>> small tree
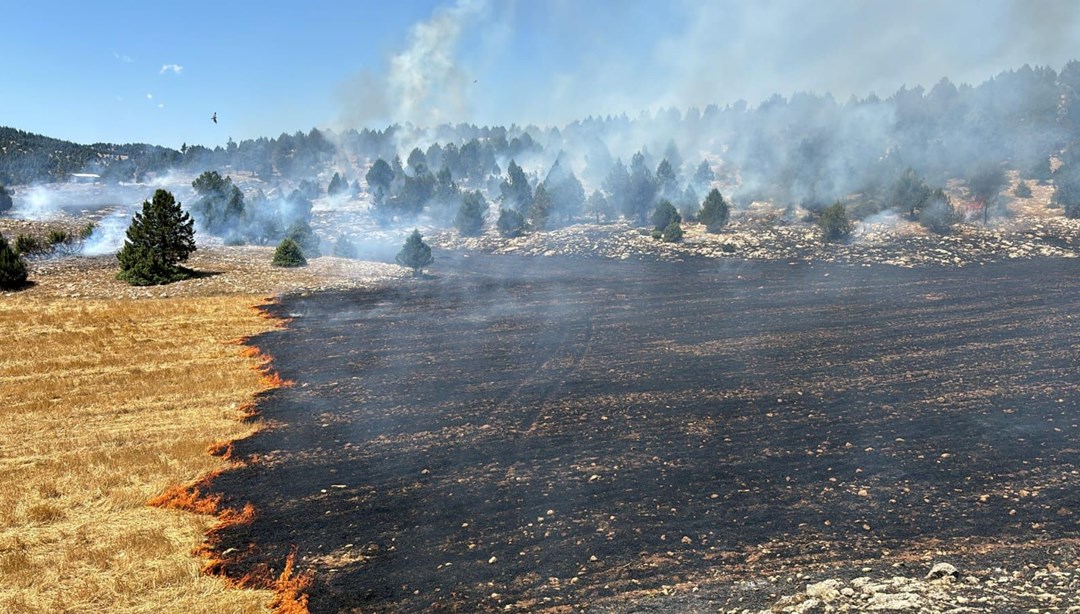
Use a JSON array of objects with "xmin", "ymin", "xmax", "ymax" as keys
[
  {"xmin": 584, "ymin": 189, "xmax": 614, "ymax": 223},
  {"xmin": 967, "ymin": 165, "xmax": 1007, "ymax": 225},
  {"xmin": 272, "ymin": 238, "xmax": 307, "ymax": 267},
  {"xmin": 116, "ymin": 189, "xmax": 196, "ymax": 285},
  {"xmin": 455, "ymin": 190, "xmax": 487, "ymax": 236},
  {"xmin": 698, "ymin": 188, "xmax": 730, "ymax": 232},
  {"xmin": 0, "ymin": 185, "xmax": 12, "ymax": 213},
  {"xmin": 0, "ymin": 233, "xmax": 28, "ymax": 289},
  {"xmin": 818, "ymin": 202, "xmax": 853, "ymax": 244},
  {"xmin": 918, "ymin": 192, "xmax": 960, "ymax": 234},
  {"xmin": 327, "ymin": 172, "xmax": 348, "ymax": 196},
  {"xmin": 331, "ymin": 235, "xmax": 358, "ymax": 259},
  {"xmin": 661, "ymin": 220, "xmax": 683, "ymax": 242},
  {"xmin": 497, "ymin": 208, "xmax": 526, "ymax": 238},
  {"xmin": 1013, "ymin": 181, "xmax": 1032, "ymax": 198},
  {"xmin": 284, "ymin": 220, "xmax": 320, "ymax": 257},
  {"xmin": 650, "ymin": 199, "xmax": 680, "ymax": 233},
  {"xmin": 396, "ymin": 229, "xmax": 433, "ymax": 276}
]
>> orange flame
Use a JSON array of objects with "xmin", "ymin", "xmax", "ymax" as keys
[{"xmin": 269, "ymin": 552, "xmax": 313, "ymax": 614}]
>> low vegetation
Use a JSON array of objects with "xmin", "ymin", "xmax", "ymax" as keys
[
  {"xmin": 396, "ymin": 229, "xmax": 434, "ymax": 276},
  {"xmin": 818, "ymin": 202, "xmax": 854, "ymax": 243},
  {"xmin": 272, "ymin": 238, "xmax": 307, "ymax": 267},
  {"xmin": 0, "ymin": 233, "xmax": 28, "ymax": 289}
]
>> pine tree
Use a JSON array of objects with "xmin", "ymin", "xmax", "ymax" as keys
[
  {"xmin": 455, "ymin": 190, "xmax": 487, "ymax": 236},
  {"xmin": 529, "ymin": 184, "xmax": 553, "ymax": 230},
  {"xmin": 272, "ymin": 238, "xmax": 307, "ymax": 267},
  {"xmin": 0, "ymin": 185, "xmax": 12, "ymax": 213},
  {"xmin": 699, "ymin": 188, "xmax": 730, "ymax": 232},
  {"xmin": 651, "ymin": 199, "xmax": 680, "ymax": 232},
  {"xmin": 0, "ymin": 233, "xmax": 29, "ymax": 289},
  {"xmin": 497, "ymin": 208, "xmax": 526, "ymax": 238},
  {"xmin": 116, "ymin": 189, "xmax": 196, "ymax": 286},
  {"xmin": 396, "ymin": 229, "xmax": 433, "ymax": 276}
]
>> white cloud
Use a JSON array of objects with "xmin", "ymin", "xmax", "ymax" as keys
[
  {"xmin": 113, "ymin": 52, "xmax": 133, "ymax": 63},
  {"xmin": 146, "ymin": 93, "xmax": 153, "ymax": 100},
  {"xmin": 159, "ymin": 64, "xmax": 183, "ymax": 75},
  {"xmin": 157, "ymin": 103, "xmax": 165, "ymax": 108}
]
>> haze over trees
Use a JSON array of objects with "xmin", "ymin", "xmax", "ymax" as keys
[{"xmin": 3, "ymin": 60, "xmax": 1080, "ymax": 241}]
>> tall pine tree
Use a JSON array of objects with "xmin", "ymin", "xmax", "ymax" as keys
[{"xmin": 117, "ymin": 189, "xmax": 196, "ymax": 285}]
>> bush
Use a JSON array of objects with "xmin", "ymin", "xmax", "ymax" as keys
[
  {"xmin": 47, "ymin": 229, "xmax": 72, "ymax": 246},
  {"xmin": 272, "ymin": 238, "xmax": 307, "ymax": 267},
  {"xmin": 497, "ymin": 208, "xmax": 525, "ymax": 238},
  {"xmin": 116, "ymin": 189, "xmax": 197, "ymax": 286},
  {"xmin": 396, "ymin": 229, "xmax": 433, "ymax": 276},
  {"xmin": 14, "ymin": 234, "xmax": 43, "ymax": 255},
  {"xmin": 284, "ymin": 220, "xmax": 320, "ymax": 257},
  {"xmin": 918, "ymin": 195, "xmax": 960, "ymax": 234},
  {"xmin": 650, "ymin": 199, "xmax": 681, "ymax": 232},
  {"xmin": 0, "ymin": 233, "xmax": 29, "ymax": 289},
  {"xmin": 1013, "ymin": 181, "xmax": 1032, "ymax": 198},
  {"xmin": 661, "ymin": 220, "xmax": 683, "ymax": 242},
  {"xmin": 817, "ymin": 202, "xmax": 853, "ymax": 243},
  {"xmin": 0, "ymin": 185, "xmax": 12, "ymax": 213},
  {"xmin": 331, "ymin": 236, "xmax": 358, "ymax": 259}
]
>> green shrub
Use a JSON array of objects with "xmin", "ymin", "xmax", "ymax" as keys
[
  {"xmin": 396, "ymin": 229, "xmax": 434, "ymax": 276},
  {"xmin": 14, "ymin": 234, "xmax": 43, "ymax": 255},
  {"xmin": 331, "ymin": 236, "xmax": 358, "ymax": 259},
  {"xmin": 818, "ymin": 202, "xmax": 853, "ymax": 244},
  {"xmin": 661, "ymin": 220, "xmax": 683, "ymax": 242},
  {"xmin": 47, "ymin": 229, "xmax": 72, "ymax": 246},
  {"xmin": 0, "ymin": 234, "xmax": 29, "ymax": 289},
  {"xmin": 497, "ymin": 208, "xmax": 525, "ymax": 238},
  {"xmin": 271, "ymin": 238, "xmax": 307, "ymax": 267},
  {"xmin": 1013, "ymin": 181, "xmax": 1032, "ymax": 198},
  {"xmin": 650, "ymin": 199, "xmax": 680, "ymax": 232}
]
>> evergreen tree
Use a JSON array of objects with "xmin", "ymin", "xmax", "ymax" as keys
[
  {"xmin": 331, "ymin": 235, "xmax": 358, "ymax": 259},
  {"xmin": 396, "ymin": 229, "xmax": 433, "ymax": 276},
  {"xmin": 455, "ymin": 190, "xmax": 487, "ymax": 236},
  {"xmin": 0, "ymin": 185, "xmax": 12, "ymax": 213},
  {"xmin": 0, "ymin": 233, "xmax": 28, "ymax": 289},
  {"xmin": 888, "ymin": 168, "xmax": 933, "ymax": 219},
  {"xmin": 497, "ymin": 208, "xmax": 526, "ymax": 238},
  {"xmin": 284, "ymin": 220, "xmax": 320, "ymax": 257},
  {"xmin": 529, "ymin": 183, "xmax": 553, "ymax": 230},
  {"xmin": 651, "ymin": 199, "xmax": 681, "ymax": 232},
  {"xmin": 584, "ymin": 189, "xmax": 614, "ymax": 223},
  {"xmin": 327, "ymin": 171, "xmax": 348, "ymax": 196},
  {"xmin": 818, "ymin": 202, "xmax": 853, "ymax": 243},
  {"xmin": 272, "ymin": 238, "xmax": 306, "ymax": 267},
  {"xmin": 655, "ymin": 158, "xmax": 678, "ymax": 199},
  {"xmin": 602, "ymin": 158, "xmax": 630, "ymax": 212},
  {"xmin": 699, "ymin": 188, "xmax": 730, "ymax": 232},
  {"xmin": 191, "ymin": 170, "xmax": 244, "ymax": 238},
  {"xmin": 661, "ymin": 219, "xmax": 683, "ymax": 242},
  {"xmin": 692, "ymin": 159, "xmax": 715, "ymax": 189},
  {"xmin": 116, "ymin": 189, "xmax": 196, "ymax": 285},
  {"xmin": 500, "ymin": 160, "xmax": 533, "ymax": 212},
  {"xmin": 967, "ymin": 165, "xmax": 1007, "ymax": 224},
  {"xmin": 366, "ymin": 158, "xmax": 394, "ymax": 201},
  {"xmin": 626, "ymin": 152, "xmax": 658, "ymax": 224}
]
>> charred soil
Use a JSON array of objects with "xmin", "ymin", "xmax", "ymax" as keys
[{"xmin": 206, "ymin": 254, "xmax": 1080, "ymax": 612}]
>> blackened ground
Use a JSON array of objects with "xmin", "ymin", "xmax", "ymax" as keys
[{"xmin": 208, "ymin": 254, "xmax": 1080, "ymax": 613}]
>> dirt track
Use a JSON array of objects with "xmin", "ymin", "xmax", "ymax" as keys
[{"xmin": 206, "ymin": 254, "xmax": 1080, "ymax": 612}]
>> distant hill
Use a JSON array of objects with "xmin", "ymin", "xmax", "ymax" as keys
[{"xmin": 0, "ymin": 126, "xmax": 182, "ymax": 185}]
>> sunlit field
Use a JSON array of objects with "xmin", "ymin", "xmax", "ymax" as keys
[{"xmin": 0, "ymin": 294, "xmax": 276, "ymax": 613}]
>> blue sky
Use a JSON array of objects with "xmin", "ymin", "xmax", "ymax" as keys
[{"xmin": 2, "ymin": 0, "xmax": 1078, "ymax": 149}]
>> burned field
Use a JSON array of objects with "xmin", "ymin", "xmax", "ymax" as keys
[{"xmin": 209, "ymin": 255, "xmax": 1079, "ymax": 612}]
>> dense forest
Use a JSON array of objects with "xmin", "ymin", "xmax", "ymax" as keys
[{"xmin": 4, "ymin": 61, "xmax": 1080, "ymax": 234}]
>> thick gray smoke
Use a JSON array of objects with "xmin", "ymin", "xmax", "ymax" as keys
[{"xmin": 337, "ymin": 0, "xmax": 490, "ymax": 130}]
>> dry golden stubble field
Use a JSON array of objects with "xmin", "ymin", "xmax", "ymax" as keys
[
  {"xmin": 0, "ymin": 249, "xmax": 403, "ymax": 613},
  {"xmin": 0, "ymin": 293, "xmax": 279, "ymax": 612}
]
